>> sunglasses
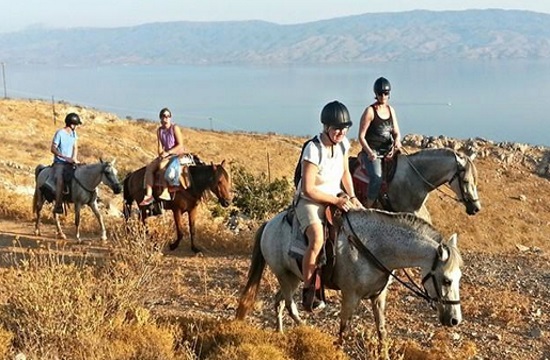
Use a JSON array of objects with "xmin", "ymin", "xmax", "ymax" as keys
[
  {"xmin": 161, "ymin": 113, "xmax": 171, "ymax": 118},
  {"xmin": 377, "ymin": 91, "xmax": 390, "ymax": 97},
  {"xmin": 330, "ymin": 126, "xmax": 349, "ymax": 132}
]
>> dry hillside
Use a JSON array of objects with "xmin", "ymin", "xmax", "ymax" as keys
[{"xmin": 0, "ymin": 98, "xmax": 549, "ymax": 359}]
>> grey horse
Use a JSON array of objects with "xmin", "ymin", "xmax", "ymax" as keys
[
  {"xmin": 33, "ymin": 160, "xmax": 122, "ymax": 241},
  {"xmin": 351, "ymin": 147, "xmax": 481, "ymax": 222},
  {"xmin": 236, "ymin": 208, "xmax": 462, "ymax": 342}
]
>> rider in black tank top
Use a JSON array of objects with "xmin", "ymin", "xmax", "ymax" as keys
[
  {"xmin": 365, "ymin": 105, "xmax": 394, "ymax": 156},
  {"xmin": 357, "ymin": 77, "xmax": 402, "ymax": 208}
]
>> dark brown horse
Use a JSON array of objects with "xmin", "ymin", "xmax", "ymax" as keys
[{"xmin": 123, "ymin": 161, "xmax": 232, "ymax": 252}]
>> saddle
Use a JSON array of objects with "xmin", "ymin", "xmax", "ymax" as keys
[
  {"xmin": 153, "ymin": 154, "xmax": 201, "ymax": 198},
  {"xmin": 40, "ymin": 164, "xmax": 76, "ymax": 203},
  {"xmin": 351, "ymin": 152, "xmax": 399, "ymax": 210}
]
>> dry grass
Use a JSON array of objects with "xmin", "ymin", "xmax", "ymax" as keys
[{"xmin": 0, "ymin": 98, "xmax": 549, "ymax": 359}]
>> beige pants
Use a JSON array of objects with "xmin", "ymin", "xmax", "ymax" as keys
[{"xmin": 295, "ymin": 196, "xmax": 326, "ymax": 235}]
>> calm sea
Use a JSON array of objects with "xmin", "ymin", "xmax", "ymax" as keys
[{"xmin": 5, "ymin": 60, "xmax": 550, "ymax": 146}]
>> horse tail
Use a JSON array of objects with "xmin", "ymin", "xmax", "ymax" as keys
[
  {"xmin": 122, "ymin": 173, "xmax": 133, "ymax": 220},
  {"xmin": 32, "ymin": 187, "xmax": 39, "ymax": 215},
  {"xmin": 32, "ymin": 165, "xmax": 47, "ymax": 215},
  {"xmin": 235, "ymin": 221, "xmax": 268, "ymax": 321}
]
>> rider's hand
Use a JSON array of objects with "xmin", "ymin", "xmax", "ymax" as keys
[
  {"xmin": 350, "ymin": 197, "xmax": 364, "ymax": 210},
  {"xmin": 394, "ymin": 139, "xmax": 402, "ymax": 149},
  {"xmin": 335, "ymin": 196, "xmax": 355, "ymax": 212},
  {"xmin": 367, "ymin": 150, "xmax": 377, "ymax": 161}
]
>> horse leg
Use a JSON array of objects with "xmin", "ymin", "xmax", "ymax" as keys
[
  {"xmin": 370, "ymin": 287, "xmax": 389, "ymax": 342},
  {"xmin": 188, "ymin": 207, "xmax": 201, "ymax": 253},
  {"xmin": 89, "ymin": 200, "xmax": 107, "ymax": 241},
  {"xmin": 54, "ymin": 213, "xmax": 66, "ymax": 240},
  {"xmin": 338, "ymin": 292, "xmax": 362, "ymax": 343},
  {"xmin": 169, "ymin": 209, "xmax": 184, "ymax": 251},
  {"xmin": 276, "ymin": 272, "xmax": 303, "ymax": 329},
  {"xmin": 74, "ymin": 203, "xmax": 82, "ymax": 241},
  {"xmin": 33, "ymin": 189, "xmax": 44, "ymax": 236}
]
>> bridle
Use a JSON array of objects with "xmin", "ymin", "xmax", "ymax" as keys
[
  {"xmin": 343, "ymin": 212, "xmax": 460, "ymax": 307},
  {"xmin": 73, "ymin": 163, "xmax": 121, "ymax": 194},
  {"xmin": 403, "ymin": 151, "xmax": 479, "ymax": 206}
]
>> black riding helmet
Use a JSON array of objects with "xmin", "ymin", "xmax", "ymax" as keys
[
  {"xmin": 373, "ymin": 77, "xmax": 391, "ymax": 95},
  {"xmin": 64, "ymin": 113, "xmax": 82, "ymax": 126},
  {"xmin": 320, "ymin": 100, "xmax": 353, "ymax": 129}
]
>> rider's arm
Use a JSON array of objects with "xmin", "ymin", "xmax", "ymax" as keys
[
  {"xmin": 167, "ymin": 125, "xmax": 186, "ymax": 156},
  {"xmin": 389, "ymin": 106, "xmax": 402, "ymax": 149},
  {"xmin": 50, "ymin": 132, "xmax": 71, "ymax": 162},
  {"xmin": 156, "ymin": 127, "xmax": 164, "ymax": 157},
  {"xmin": 72, "ymin": 138, "xmax": 79, "ymax": 163},
  {"xmin": 341, "ymin": 150, "xmax": 362, "ymax": 208},
  {"xmin": 358, "ymin": 107, "xmax": 376, "ymax": 159},
  {"xmin": 302, "ymin": 161, "xmax": 339, "ymax": 206}
]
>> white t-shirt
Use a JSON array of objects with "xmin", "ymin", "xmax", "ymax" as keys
[{"xmin": 298, "ymin": 134, "xmax": 350, "ymax": 200}]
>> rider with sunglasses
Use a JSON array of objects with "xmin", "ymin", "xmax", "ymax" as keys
[
  {"xmin": 139, "ymin": 107, "xmax": 187, "ymax": 206},
  {"xmin": 357, "ymin": 77, "xmax": 402, "ymax": 208}
]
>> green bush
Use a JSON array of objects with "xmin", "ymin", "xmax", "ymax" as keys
[{"xmin": 231, "ymin": 165, "xmax": 293, "ymax": 220}]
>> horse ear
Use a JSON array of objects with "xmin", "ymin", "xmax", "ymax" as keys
[
  {"xmin": 448, "ymin": 233, "xmax": 458, "ymax": 247},
  {"xmin": 100, "ymin": 157, "xmax": 104, "ymax": 163},
  {"xmin": 221, "ymin": 159, "xmax": 226, "ymax": 167},
  {"xmin": 111, "ymin": 158, "xmax": 117, "ymax": 166},
  {"xmin": 437, "ymin": 243, "xmax": 450, "ymax": 262}
]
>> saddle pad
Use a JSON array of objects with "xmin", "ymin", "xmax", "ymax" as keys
[
  {"xmin": 288, "ymin": 213, "xmax": 327, "ymax": 267},
  {"xmin": 289, "ymin": 214, "xmax": 307, "ymax": 260},
  {"xmin": 353, "ymin": 162, "xmax": 370, "ymax": 184}
]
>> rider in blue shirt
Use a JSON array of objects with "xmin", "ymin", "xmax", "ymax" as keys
[{"xmin": 50, "ymin": 113, "xmax": 81, "ymax": 214}]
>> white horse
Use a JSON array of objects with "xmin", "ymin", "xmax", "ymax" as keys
[
  {"xmin": 236, "ymin": 208, "xmax": 462, "ymax": 341},
  {"xmin": 33, "ymin": 160, "xmax": 123, "ymax": 241}
]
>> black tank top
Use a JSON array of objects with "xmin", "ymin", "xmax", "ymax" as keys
[{"xmin": 364, "ymin": 105, "xmax": 394, "ymax": 153}]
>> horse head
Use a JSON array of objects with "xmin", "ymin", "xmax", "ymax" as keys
[
  {"xmin": 450, "ymin": 153, "xmax": 481, "ymax": 215},
  {"xmin": 100, "ymin": 158, "xmax": 123, "ymax": 194},
  {"xmin": 210, "ymin": 160, "xmax": 232, "ymax": 207},
  {"xmin": 421, "ymin": 233, "xmax": 463, "ymax": 327}
]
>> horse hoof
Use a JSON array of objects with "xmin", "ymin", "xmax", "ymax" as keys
[
  {"xmin": 191, "ymin": 246, "xmax": 202, "ymax": 254},
  {"xmin": 58, "ymin": 233, "xmax": 67, "ymax": 240},
  {"xmin": 169, "ymin": 242, "xmax": 179, "ymax": 251},
  {"xmin": 34, "ymin": 229, "xmax": 40, "ymax": 236}
]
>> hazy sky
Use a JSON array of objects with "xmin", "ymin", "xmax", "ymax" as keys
[{"xmin": 2, "ymin": 0, "xmax": 550, "ymax": 33}]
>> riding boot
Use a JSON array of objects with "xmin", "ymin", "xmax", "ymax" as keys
[
  {"xmin": 302, "ymin": 286, "xmax": 326, "ymax": 313},
  {"xmin": 302, "ymin": 269, "xmax": 326, "ymax": 312},
  {"xmin": 54, "ymin": 202, "xmax": 64, "ymax": 214}
]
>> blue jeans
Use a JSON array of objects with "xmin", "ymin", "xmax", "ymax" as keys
[{"xmin": 359, "ymin": 151, "xmax": 383, "ymax": 202}]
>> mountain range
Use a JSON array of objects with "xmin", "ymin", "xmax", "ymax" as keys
[{"xmin": 2, "ymin": 9, "xmax": 550, "ymax": 66}]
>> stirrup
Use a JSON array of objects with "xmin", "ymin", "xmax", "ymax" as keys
[{"xmin": 302, "ymin": 286, "xmax": 326, "ymax": 313}]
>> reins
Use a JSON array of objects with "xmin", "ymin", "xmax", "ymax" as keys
[
  {"xmin": 343, "ymin": 212, "xmax": 459, "ymax": 307},
  {"xmin": 400, "ymin": 148, "xmax": 470, "ymax": 204},
  {"xmin": 73, "ymin": 163, "xmax": 121, "ymax": 195}
]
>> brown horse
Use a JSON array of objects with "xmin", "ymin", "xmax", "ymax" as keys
[{"xmin": 123, "ymin": 161, "xmax": 232, "ymax": 252}]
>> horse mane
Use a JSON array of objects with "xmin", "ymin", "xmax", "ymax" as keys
[
  {"xmin": 461, "ymin": 153, "xmax": 478, "ymax": 185},
  {"xmin": 409, "ymin": 147, "xmax": 456, "ymax": 159},
  {"xmin": 366, "ymin": 209, "xmax": 444, "ymax": 241},
  {"xmin": 355, "ymin": 209, "xmax": 463, "ymax": 269}
]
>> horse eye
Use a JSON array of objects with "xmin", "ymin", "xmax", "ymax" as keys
[{"xmin": 443, "ymin": 278, "xmax": 452, "ymax": 287}]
